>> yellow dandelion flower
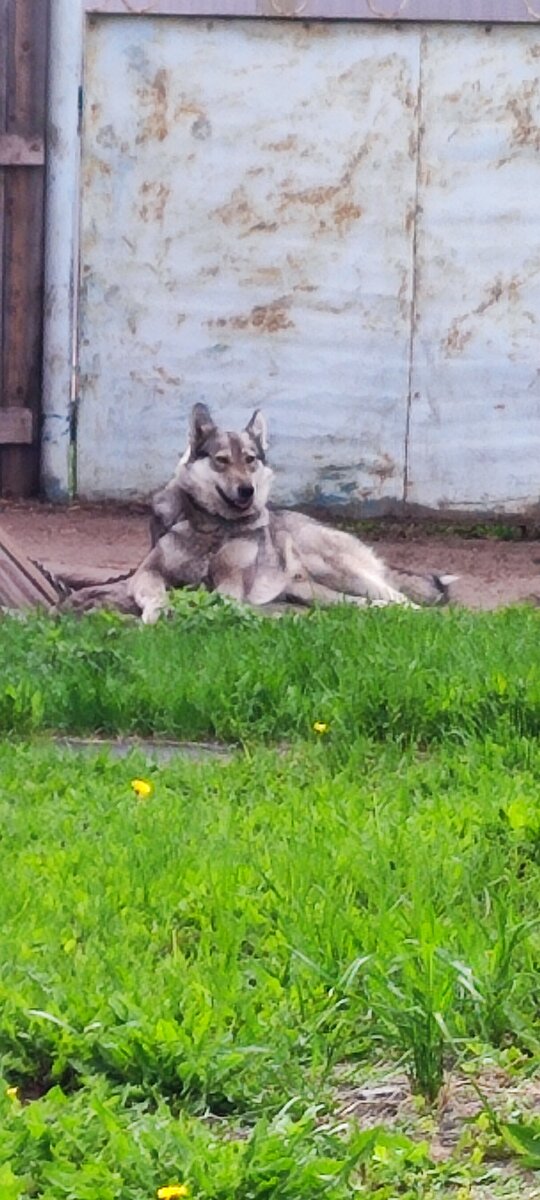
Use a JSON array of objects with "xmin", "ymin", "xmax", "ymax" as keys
[
  {"xmin": 157, "ymin": 1187, "xmax": 189, "ymax": 1200},
  {"xmin": 131, "ymin": 778, "xmax": 153, "ymax": 798},
  {"xmin": 313, "ymin": 721, "xmax": 329, "ymax": 735},
  {"xmin": 6, "ymin": 1086, "xmax": 19, "ymax": 1102}
]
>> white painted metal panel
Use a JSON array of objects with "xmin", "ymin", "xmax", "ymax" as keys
[
  {"xmin": 407, "ymin": 26, "xmax": 540, "ymax": 514},
  {"xmin": 77, "ymin": 17, "xmax": 419, "ymax": 505}
]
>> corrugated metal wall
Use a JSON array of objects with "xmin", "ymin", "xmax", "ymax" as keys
[{"xmin": 76, "ymin": 16, "xmax": 540, "ymax": 515}]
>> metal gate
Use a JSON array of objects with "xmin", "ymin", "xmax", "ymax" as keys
[
  {"xmin": 0, "ymin": 0, "xmax": 48, "ymax": 498},
  {"xmin": 46, "ymin": 2, "xmax": 540, "ymax": 516}
]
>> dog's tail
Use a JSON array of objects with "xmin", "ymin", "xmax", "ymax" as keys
[{"xmin": 388, "ymin": 566, "xmax": 459, "ymax": 606}]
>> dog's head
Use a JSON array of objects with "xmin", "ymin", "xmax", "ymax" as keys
[{"xmin": 177, "ymin": 403, "xmax": 273, "ymax": 520}]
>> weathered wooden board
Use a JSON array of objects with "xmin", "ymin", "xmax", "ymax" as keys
[
  {"xmin": 0, "ymin": 524, "xmax": 59, "ymax": 608},
  {"xmin": 0, "ymin": 407, "xmax": 33, "ymax": 443},
  {"xmin": 0, "ymin": 0, "xmax": 48, "ymax": 497}
]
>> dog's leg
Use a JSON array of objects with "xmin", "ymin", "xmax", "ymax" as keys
[
  {"xmin": 308, "ymin": 556, "xmax": 411, "ymax": 606},
  {"xmin": 349, "ymin": 569, "xmax": 412, "ymax": 606},
  {"xmin": 130, "ymin": 567, "xmax": 169, "ymax": 625},
  {"xmin": 278, "ymin": 532, "xmax": 408, "ymax": 609},
  {"xmin": 285, "ymin": 577, "xmax": 369, "ymax": 607},
  {"xmin": 58, "ymin": 577, "xmax": 138, "ymax": 615},
  {"xmin": 131, "ymin": 524, "xmax": 211, "ymax": 623},
  {"xmin": 150, "ymin": 481, "xmax": 186, "ymax": 547},
  {"xmin": 214, "ymin": 578, "xmax": 247, "ymax": 603},
  {"xmin": 210, "ymin": 539, "xmax": 260, "ymax": 605}
]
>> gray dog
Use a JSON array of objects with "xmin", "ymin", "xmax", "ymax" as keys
[{"xmin": 63, "ymin": 404, "xmax": 454, "ymax": 621}]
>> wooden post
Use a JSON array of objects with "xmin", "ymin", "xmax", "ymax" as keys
[{"xmin": 0, "ymin": 0, "xmax": 49, "ymax": 497}]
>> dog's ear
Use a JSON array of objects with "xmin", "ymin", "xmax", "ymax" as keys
[
  {"xmin": 189, "ymin": 403, "xmax": 216, "ymax": 458},
  {"xmin": 245, "ymin": 410, "xmax": 268, "ymax": 457}
]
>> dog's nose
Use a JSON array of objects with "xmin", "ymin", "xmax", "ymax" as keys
[{"xmin": 238, "ymin": 484, "xmax": 254, "ymax": 502}]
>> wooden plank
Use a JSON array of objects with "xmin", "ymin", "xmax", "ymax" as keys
[
  {"xmin": 0, "ymin": 406, "xmax": 33, "ymax": 443},
  {"xmin": 0, "ymin": 0, "xmax": 9, "ymax": 447},
  {"xmin": 0, "ymin": 0, "xmax": 48, "ymax": 497},
  {"xmin": 0, "ymin": 523, "xmax": 58, "ymax": 608},
  {"xmin": 0, "ymin": 133, "xmax": 44, "ymax": 166},
  {"xmin": 1, "ymin": 165, "xmax": 45, "ymax": 495}
]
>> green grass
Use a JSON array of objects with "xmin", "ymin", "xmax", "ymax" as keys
[
  {"xmin": 1, "ymin": 737, "xmax": 540, "ymax": 1195},
  {"xmin": 0, "ymin": 595, "xmax": 538, "ymax": 746},
  {"xmin": 1, "ymin": 600, "xmax": 540, "ymax": 1196}
]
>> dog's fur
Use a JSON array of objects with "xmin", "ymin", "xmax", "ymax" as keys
[{"xmin": 63, "ymin": 404, "xmax": 453, "ymax": 621}]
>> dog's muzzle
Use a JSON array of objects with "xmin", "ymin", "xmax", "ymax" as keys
[{"xmin": 217, "ymin": 484, "xmax": 255, "ymax": 512}]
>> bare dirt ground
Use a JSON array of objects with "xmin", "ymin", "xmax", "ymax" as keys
[
  {"xmin": 334, "ymin": 1065, "xmax": 540, "ymax": 1197},
  {"xmin": 1, "ymin": 500, "xmax": 540, "ymax": 609}
]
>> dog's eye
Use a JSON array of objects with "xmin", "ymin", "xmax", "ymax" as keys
[
  {"xmin": 245, "ymin": 454, "xmax": 256, "ymax": 465},
  {"xmin": 214, "ymin": 454, "xmax": 231, "ymax": 466}
]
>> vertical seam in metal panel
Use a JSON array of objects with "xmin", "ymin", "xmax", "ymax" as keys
[
  {"xmin": 402, "ymin": 26, "xmax": 424, "ymax": 506},
  {"xmin": 70, "ymin": 76, "xmax": 85, "ymax": 498},
  {"xmin": 42, "ymin": 0, "xmax": 84, "ymax": 501}
]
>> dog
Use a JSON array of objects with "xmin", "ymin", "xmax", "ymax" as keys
[{"xmin": 62, "ymin": 403, "xmax": 454, "ymax": 622}]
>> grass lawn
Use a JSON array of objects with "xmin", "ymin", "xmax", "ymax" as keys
[{"xmin": 1, "ymin": 599, "xmax": 540, "ymax": 1198}]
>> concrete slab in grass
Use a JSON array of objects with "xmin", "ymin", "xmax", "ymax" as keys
[{"xmin": 52, "ymin": 736, "xmax": 234, "ymax": 764}]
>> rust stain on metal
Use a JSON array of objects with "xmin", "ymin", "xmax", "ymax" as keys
[
  {"xmin": 397, "ymin": 269, "xmax": 410, "ymax": 320},
  {"xmin": 333, "ymin": 201, "xmax": 363, "ymax": 229},
  {"xmin": 475, "ymin": 275, "xmax": 522, "ymax": 314},
  {"xmin": 213, "ymin": 184, "xmax": 259, "ymax": 227},
  {"xmin": 506, "ymin": 81, "xmax": 540, "ymax": 149},
  {"xmin": 138, "ymin": 180, "xmax": 171, "ymax": 221},
  {"xmin": 277, "ymin": 146, "xmax": 368, "ymax": 232},
  {"xmin": 264, "ymin": 134, "xmax": 298, "ymax": 151},
  {"xmin": 240, "ymin": 266, "xmax": 283, "ymax": 284},
  {"xmin": 136, "ymin": 68, "xmax": 170, "ymax": 144},
  {"xmin": 283, "ymin": 182, "xmax": 341, "ymax": 208},
  {"xmin": 442, "ymin": 321, "xmax": 474, "ymax": 356},
  {"xmin": 209, "ymin": 297, "xmax": 295, "ymax": 333},
  {"xmin": 88, "ymin": 156, "xmax": 113, "ymax": 178},
  {"xmin": 441, "ymin": 276, "xmax": 525, "ymax": 354},
  {"xmin": 369, "ymin": 453, "xmax": 397, "ymax": 483},
  {"xmin": 404, "ymin": 202, "xmax": 418, "ymax": 235},
  {"xmin": 174, "ymin": 96, "xmax": 206, "ymax": 119},
  {"xmin": 278, "ymin": 146, "xmax": 367, "ymax": 209},
  {"xmin": 155, "ymin": 366, "xmax": 183, "ymax": 386}
]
